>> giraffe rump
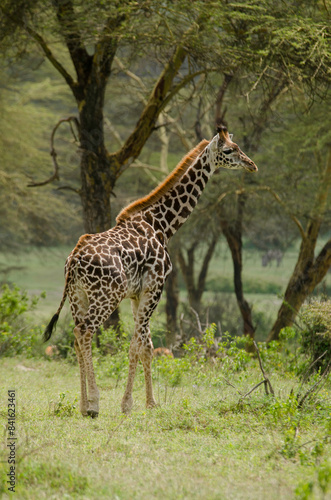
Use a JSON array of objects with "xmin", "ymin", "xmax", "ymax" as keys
[{"xmin": 116, "ymin": 139, "xmax": 210, "ymax": 223}]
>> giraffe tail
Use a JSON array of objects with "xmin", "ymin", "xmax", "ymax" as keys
[
  {"xmin": 43, "ymin": 313, "xmax": 60, "ymax": 343},
  {"xmin": 43, "ymin": 276, "xmax": 70, "ymax": 343}
]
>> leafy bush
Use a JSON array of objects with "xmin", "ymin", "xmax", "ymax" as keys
[
  {"xmin": 93, "ymin": 325, "xmax": 131, "ymax": 383},
  {"xmin": 216, "ymin": 330, "xmax": 251, "ymax": 372},
  {"xmin": 300, "ymin": 299, "xmax": 331, "ymax": 374},
  {"xmin": 0, "ymin": 284, "xmax": 45, "ymax": 357},
  {"xmin": 51, "ymin": 392, "xmax": 78, "ymax": 417},
  {"xmin": 154, "ymin": 355, "xmax": 191, "ymax": 387},
  {"xmin": 49, "ymin": 315, "xmax": 76, "ymax": 360}
]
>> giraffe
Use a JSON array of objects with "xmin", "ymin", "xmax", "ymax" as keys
[{"xmin": 44, "ymin": 124, "xmax": 257, "ymax": 417}]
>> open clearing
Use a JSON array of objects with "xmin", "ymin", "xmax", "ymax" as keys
[{"xmin": 0, "ymin": 353, "xmax": 330, "ymax": 499}]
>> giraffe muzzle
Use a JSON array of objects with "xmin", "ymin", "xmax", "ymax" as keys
[{"xmin": 243, "ymin": 160, "xmax": 258, "ymax": 173}]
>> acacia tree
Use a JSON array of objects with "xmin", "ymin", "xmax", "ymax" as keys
[
  {"xmin": 264, "ymin": 113, "xmax": 331, "ymax": 341},
  {"xmin": 165, "ymin": 0, "xmax": 330, "ymax": 344},
  {"xmin": 0, "ymin": 0, "xmax": 220, "ymax": 233},
  {"xmin": 1, "ymin": 0, "xmax": 329, "ymax": 236}
]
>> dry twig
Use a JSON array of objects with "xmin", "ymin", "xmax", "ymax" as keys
[{"xmin": 253, "ymin": 341, "xmax": 275, "ymax": 396}]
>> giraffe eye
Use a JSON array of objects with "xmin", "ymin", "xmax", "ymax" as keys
[{"xmin": 223, "ymin": 148, "xmax": 233, "ymax": 155}]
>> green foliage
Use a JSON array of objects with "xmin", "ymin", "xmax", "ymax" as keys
[
  {"xmin": 299, "ymin": 299, "xmax": 331, "ymax": 374},
  {"xmin": 0, "ymin": 68, "xmax": 82, "ymax": 251},
  {"xmin": 256, "ymin": 327, "xmax": 312, "ymax": 376},
  {"xmin": 154, "ymin": 355, "xmax": 191, "ymax": 387},
  {"xmin": 0, "ymin": 284, "xmax": 45, "ymax": 357},
  {"xmin": 216, "ymin": 330, "xmax": 252, "ymax": 372},
  {"xmin": 0, "ymin": 344, "xmax": 330, "ymax": 498},
  {"xmin": 51, "ymin": 391, "xmax": 78, "ymax": 417},
  {"xmin": 93, "ymin": 325, "xmax": 130, "ymax": 383},
  {"xmin": 295, "ymin": 461, "xmax": 331, "ymax": 499},
  {"xmin": 49, "ymin": 316, "xmax": 76, "ymax": 360}
]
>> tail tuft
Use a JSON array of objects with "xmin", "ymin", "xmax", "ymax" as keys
[{"xmin": 43, "ymin": 313, "xmax": 59, "ymax": 343}]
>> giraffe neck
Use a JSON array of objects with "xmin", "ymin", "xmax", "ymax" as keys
[{"xmin": 143, "ymin": 151, "xmax": 213, "ymax": 239}]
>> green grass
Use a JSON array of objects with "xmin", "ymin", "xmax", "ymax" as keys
[{"xmin": 0, "ymin": 352, "xmax": 330, "ymax": 499}]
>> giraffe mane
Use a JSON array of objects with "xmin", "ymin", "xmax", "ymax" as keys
[{"xmin": 116, "ymin": 139, "xmax": 210, "ymax": 223}]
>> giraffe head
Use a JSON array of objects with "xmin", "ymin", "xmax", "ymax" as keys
[{"xmin": 209, "ymin": 124, "xmax": 258, "ymax": 173}]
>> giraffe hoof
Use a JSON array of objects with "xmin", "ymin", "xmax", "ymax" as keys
[
  {"xmin": 87, "ymin": 410, "xmax": 99, "ymax": 418},
  {"xmin": 121, "ymin": 395, "xmax": 133, "ymax": 414}
]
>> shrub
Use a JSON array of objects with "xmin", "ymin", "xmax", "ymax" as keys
[
  {"xmin": 49, "ymin": 315, "xmax": 76, "ymax": 360},
  {"xmin": 50, "ymin": 392, "xmax": 78, "ymax": 417},
  {"xmin": 300, "ymin": 299, "xmax": 331, "ymax": 374},
  {"xmin": 0, "ymin": 284, "xmax": 45, "ymax": 357}
]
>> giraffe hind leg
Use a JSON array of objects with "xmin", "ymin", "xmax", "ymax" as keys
[
  {"xmin": 74, "ymin": 324, "xmax": 99, "ymax": 418},
  {"xmin": 70, "ymin": 289, "xmax": 90, "ymax": 416},
  {"xmin": 121, "ymin": 292, "xmax": 160, "ymax": 414},
  {"xmin": 77, "ymin": 293, "xmax": 126, "ymax": 418},
  {"xmin": 74, "ymin": 338, "xmax": 88, "ymax": 416}
]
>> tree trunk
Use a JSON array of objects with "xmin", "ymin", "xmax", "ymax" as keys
[
  {"xmin": 177, "ymin": 236, "xmax": 218, "ymax": 317},
  {"xmin": 220, "ymin": 195, "xmax": 255, "ymax": 342},
  {"xmin": 77, "ymin": 70, "xmax": 115, "ymax": 233},
  {"xmin": 267, "ymin": 234, "xmax": 331, "ymax": 342},
  {"xmin": 267, "ymin": 148, "xmax": 331, "ymax": 342},
  {"xmin": 267, "ymin": 240, "xmax": 331, "ymax": 341}
]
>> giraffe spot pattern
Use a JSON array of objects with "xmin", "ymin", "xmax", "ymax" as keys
[{"xmin": 51, "ymin": 130, "xmax": 257, "ymax": 416}]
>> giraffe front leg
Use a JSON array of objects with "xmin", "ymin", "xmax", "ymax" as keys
[
  {"xmin": 140, "ymin": 336, "xmax": 157, "ymax": 409},
  {"xmin": 121, "ymin": 340, "xmax": 139, "ymax": 414},
  {"xmin": 74, "ymin": 327, "xmax": 99, "ymax": 418}
]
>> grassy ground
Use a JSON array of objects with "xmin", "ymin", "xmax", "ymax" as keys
[{"xmin": 0, "ymin": 348, "xmax": 330, "ymax": 499}]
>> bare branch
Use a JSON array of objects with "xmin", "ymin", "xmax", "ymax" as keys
[
  {"xmin": 56, "ymin": 186, "xmax": 80, "ymax": 195},
  {"xmin": 190, "ymin": 307, "xmax": 203, "ymax": 336},
  {"xmin": 239, "ymin": 380, "xmax": 268, "ymax": 401},
  {"xmin": 297, "ymin": 359, "xmax": 330, "ymax": 409},
  {"xmin": 296, "ymin": 350, "xmax": 328, "ymax": 396},
  {"xmin": 253, "ymin": 341, "xmax": 275, "ymax": 396},
  {"xmin": 28, "ymin": 116, "xmax": 80, "ymax": 188},
  {"xmin": 235, "ymin": 185, "xmax": 306, "ymax": 240},
  {"xmin": 221, "ymin": 377, "xmax": 244, "ymax": 396},
  {"xmin": 161, "ymin": 69, "xmax": 212, "ymax": 112}
]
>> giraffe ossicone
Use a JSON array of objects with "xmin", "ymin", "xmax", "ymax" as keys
[{"xmin": 44, "ymin": 125, "xmax": 257, "ymax": 417}]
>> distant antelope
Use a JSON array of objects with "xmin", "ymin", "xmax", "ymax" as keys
[{"xmin": 153, "ymin": 347, "xmax": 174, "ymax": 358}]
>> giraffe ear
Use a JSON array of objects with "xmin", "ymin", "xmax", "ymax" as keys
[{"xmin": 229, "ymin": 134, "xmax": 233, "ymax": 141}]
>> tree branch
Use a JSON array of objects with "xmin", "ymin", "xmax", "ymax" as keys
[
  {"xmin": 110, "ymin": 17, "xmax": 208, "ymax": 170},
  {"xmin": 53, "ymin": 0, "xmax": 92, "ymax": 83},
  {"xmin": 111, "ymin": 43, "xmax": 188, "ymax": 168},
  {"xmin": 56, "ymin": 185, "xmax": 80, "ymax": 195},
  {"xmin": 27, "ymin": 116, "xmax": 80, "ymax": 188},
  {"xmin": 25, "ymin": 25, "xmax": 77, "ymax": 92},
  {"xmin": 240, "ymin": 185, "xmax": 306, "ymax": 240},
  {"xmin": 253, "ymin": 341, "xmax": 275, "ymax": 396},
  {"xmin": 197, "ymin": 236, "xmax": 218, "ymax": 297}
]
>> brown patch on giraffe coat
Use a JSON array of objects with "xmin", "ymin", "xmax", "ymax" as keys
[{"xmin": 116, "ymin": 139, "xmax": 209, "ymax": 223}]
